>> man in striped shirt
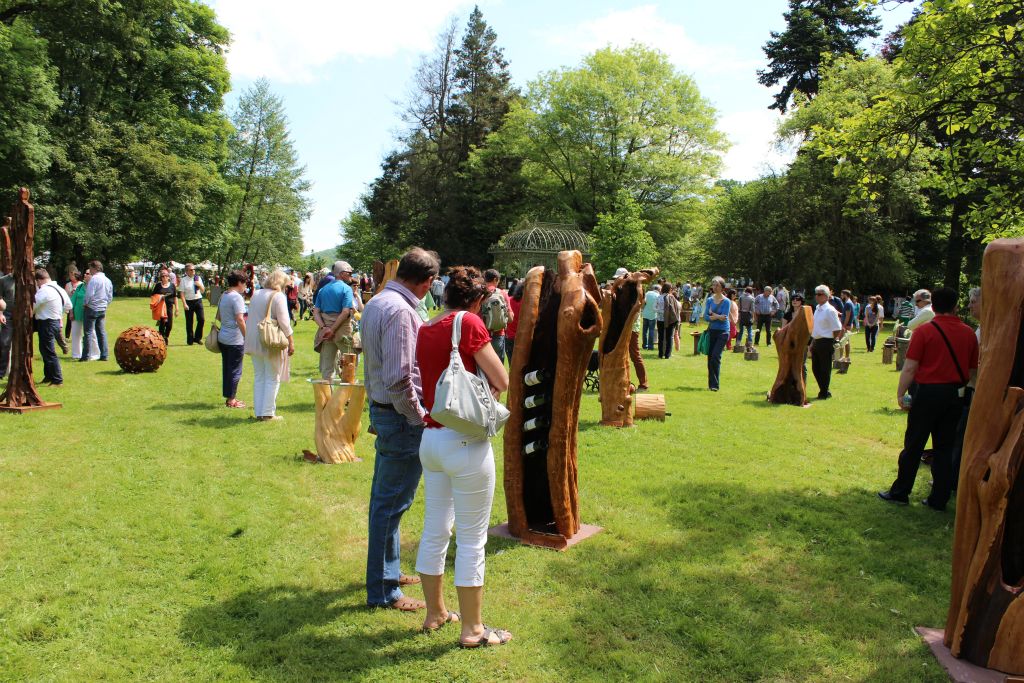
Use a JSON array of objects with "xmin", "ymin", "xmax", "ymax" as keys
[{"xmin": 361, "ymin": 247, "xmax": 440, "ymax": 611}]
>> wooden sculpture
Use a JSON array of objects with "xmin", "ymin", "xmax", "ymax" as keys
[
  {"xmin": 0, "ymin": 216, "xmax": 11, "ymax": 274},
  {"xmin": 310, "ymin": 354, "xmax": 364, "ymax": 464},
  {"xmin": 372, "ymin": 259, "xmax": 399, "ymax": 295},
  {"xmin": 598, "ymin": 267, "xmax": 657, "ymax": 427},
  {"xmin": 768, "ymin": 305, "xmax": 812, "ymax": 406},
  {"xmin": 944, "ymin": 238, "xmax": 1024, "ymax": 675},
  {"xmin": 0, "ymin": 188, "xmax": 49, "ymax": 412},
  {"xmin": 114, "ymin": 326, "xmax": 167, "ymax": 373},
  {"xmin": 504, "ymin": 250, "xmax": 602, "ymax": 549}
]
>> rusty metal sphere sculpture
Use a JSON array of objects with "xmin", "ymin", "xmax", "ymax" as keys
[{"xmin": 114, "ymin": 326, "xmax": 167, "ymax": 373}]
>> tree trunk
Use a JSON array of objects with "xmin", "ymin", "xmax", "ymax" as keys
[{"xmin": 945, "ymin": 196, "xmax": 968, "ymax": 292}]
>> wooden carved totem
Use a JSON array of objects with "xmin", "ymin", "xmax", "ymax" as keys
[
  {"xmin": 311, "ymin": 354, "xmax": 365, "ymax": 464},
  {"xmin": 0, "ymin": 189, "xmax": 43, "ymax": 410},
  {"xmin": 0, "ymin": 216, "xmax": 12, "ymax": 274},
  {"xmin": 768, "ymin": 306, "xmax": 813, "ymax": 406},
  {"xmin": 598, "ymin": 267, "xmax": 657, "ymax": 427},
  {"xmin": 504, "ymin": 251, "xmax": 602, "ymax": 549},
  {"xmin": 372, "ymin": 259, "xmax": 399, "ymax": 295},
  {"xmin": 944, "ymin": 239, "xmax": 1024, "ymax": 675}
]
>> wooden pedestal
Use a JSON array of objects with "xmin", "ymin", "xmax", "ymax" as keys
[
  {"xmin": 691, "ymin": 331, "xmax": 702, "ymax": 355},
  {"xmin": 0, "ymin": 401, "xmax": 62, "ymax": 414},
  {"xmin": 634, "ymin": 393, "xmax": 666, "ymax": 421}
]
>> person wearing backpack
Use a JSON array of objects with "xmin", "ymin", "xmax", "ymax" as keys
[
  {"xmin": 878, "ymin": 287, "xmax": 978, "ymax": 512},
  {"xmin": 479, "ymin": 269, "xmax": 513, "ymax": 364}
]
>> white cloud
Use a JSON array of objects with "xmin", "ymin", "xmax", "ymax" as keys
[
  {"xmin": 539, "ymin": 5, "xmax": 760, "ymax": 76},
  {"xmin": 208, "ymin": 0, "xmax": 470, "ymax": 82},
  {"xmin": 718, "ymin": 109, "xmax": 794, "ymax": 181}
]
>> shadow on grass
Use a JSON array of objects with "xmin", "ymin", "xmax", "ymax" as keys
[
  {"xmin": 180, "ymin": 582, "xmax": 451, "ymax": 680},
  {"xmin": 539, "ymin": 483, "xmax": 951, "ymax": 682}
]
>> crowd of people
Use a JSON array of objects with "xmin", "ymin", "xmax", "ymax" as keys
[{"xmin": 0, "ymin": 248, "xmax": 984, "ymax": 648}]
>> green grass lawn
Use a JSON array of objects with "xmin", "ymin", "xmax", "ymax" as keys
[{"xmin": 2, "ymin": 300, "xmax": 952, "ymax": 681}]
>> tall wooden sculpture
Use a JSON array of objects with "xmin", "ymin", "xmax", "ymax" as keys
[
  {"xmin": 944, "ymin": 239, "xmax": 1024, "ymax": 675},
  {"xmin": 768, "ymin": 305, "xmax": 813, "ymax": 406},
  {"xmin": 504, "ymin": 251, "xmax": 602, "ymax": 549},
  {"xmin": 598, "ymin": 267, "xmax": 657, "ymax": 427},
  {"xmin": 372, "ymin": 259, "xmax": 399, "ymax": 295},
  {"xmin": 0, "ymin": 188, "xmax": 49, "ymax": 412}
]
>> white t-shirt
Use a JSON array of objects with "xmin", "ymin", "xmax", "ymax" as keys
[
  {"xmin": 180, "ymin": 275, "xmax": 204, "ymax": 301},
  {"xmin": 34, "ymin": 282, "xmax": 71, "ymax": 320}
]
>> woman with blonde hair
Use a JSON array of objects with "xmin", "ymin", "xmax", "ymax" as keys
[{"xmin": 244, "ymin": 269, "xmax": 295, "ymax": 420}]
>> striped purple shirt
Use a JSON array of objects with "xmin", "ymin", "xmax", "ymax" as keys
[{"xmin": 360, "ymin": 280, "xmax": 425, "ymax": 425}]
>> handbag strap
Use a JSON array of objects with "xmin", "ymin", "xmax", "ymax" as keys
[
  {"xmin": 930, "ymin": 320, "xmax": 967, "ymax": 386},
  {"xmin": 264, "ymin": 290, "xmax": 279, "ymax": 322},
  {"xmin": 450, "ymin": 311, "xmax": 465, "ymax": 362}
]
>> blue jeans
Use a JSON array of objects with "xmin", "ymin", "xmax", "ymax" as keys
[
  {"xmin": 490, "ymin": 333, "xmax": 505, "ymax": 363},
  {"xmin": 642, "ymin": 317, "xmax": 656, "ymax": 349},
  {"xmin": 366, "ymin": 404, "xmax": 424, "ymax": 607},
  {"xmin": 706, "ymin": 329, "xmax": 729, "ymax": 390},
  {"xmin": 740, "ymin": 321, "xmax": 754, "ymax": 346},
  {"xmin": 81, "ymin": 306, "xmax": 107, "ymax": 360},
  {"xmin": 37, "ymin": 318, "xmax": 62, "ymax": 384}
]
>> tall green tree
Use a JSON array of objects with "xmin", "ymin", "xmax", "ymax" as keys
[
  {"xmin": 483, "ymin": 45, "xmax": 726, "ymax": 241},
  {"xmin": 810, "ymin": 0, "xmax": 1022, "ymax": 288},
  {"xmin": 0, "ymin": 0, "xmax": 233, "ymax": 277},
  {"xmin": 590, "ymin": 191, "xmax": 658, "ymax": 280},
  {"xmin": 219, "ymin": 78, "xmax": 310, "ymax": 269},
  {"xmin": 337, "ymin": 204, "xmax": 404, "ymax": 272},
  {"xmin": 758, "ymin": 0, "xmax": 880, "ymax": 112}
]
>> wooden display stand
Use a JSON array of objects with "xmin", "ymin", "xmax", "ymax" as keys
[
  {"xmin": 0, "ymin": 188, "xmax": 60, "ymax": 414},
  {"xmin": 942, "ymin": 239, "xmax": 1024, "ymax": 676},
  {"xmin": 372, "ymin": 259, "xmax": 399, "ymax": 295},
  {"xmin": 597, "ymin": 267, "xmax": 657, "ymax": 427},
  {"xmin": 306, "ymin": 354, "xmax": 364, "ymax": 464},
  {"xmin": 744, "ymin": 347, "xmax": 759, "ymax": 361},
  {"xmin": 691, "ymin": 330, "xmax": 702, "ymax": 355},
  {"xmin": 768, "ymin": 306, "xmax": 812, "ymax": 406},
  {"xmin": 732, "ymin": 342, "xmax": 744, "ymax": 353},
  {"xmin": 502, "ymin": 250, "xmax": 603, "ymax": 550},
  {"xmin": 882, "ymin": 341, "xmax": 895, "ymax": 365}
]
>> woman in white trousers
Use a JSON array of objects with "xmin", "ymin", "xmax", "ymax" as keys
[
  {"xmin": 244, "ymin": 270, "xmax": 294, "ymax": 420},
  {"xmin": 414, "ymin": 266, "xmax": 511, "ymax": 648}
]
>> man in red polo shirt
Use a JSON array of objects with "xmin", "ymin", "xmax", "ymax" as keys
[{"xmin": 879, "ymin": 287, "xmax": 978, "ymax": 511}]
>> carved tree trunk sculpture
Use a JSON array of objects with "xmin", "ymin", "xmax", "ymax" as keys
[
  {"xmin": 313, "ymin": 383, "xmax": 365, "ymax": 464},
  {"xmin": 598, "ymin": 268, "xmax": 657, "ymax": 427},
  {"xmin": 944, "ymin": 239, "xmax": 1024, "ymax": 675},
  {"xmin": 504, "ymin": 251, "xmax": 602, "ymax": 549},
  {"xmin": 768, "ymin": 306, "xmax": 813, "ymax": 406},
  {"xmin": 372, "ymin": 259, "xmax": 399, "ymax": 295},
  {"xmin": 0, "ymin": 188, "xmax": 42, "ymax": 410}
]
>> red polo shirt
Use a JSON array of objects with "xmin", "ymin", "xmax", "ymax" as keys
[
  {"xmin": 417, "ymin": 312, "xmax": 492, "ymax": 428},
  {"xmin": 906, "ymin": 314, "xmax": 978, "ymax": 385}
]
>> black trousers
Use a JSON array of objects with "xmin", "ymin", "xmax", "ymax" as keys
[
  {"xmin": 0, "ymin": 321, "xmax": 11, "ymax": 378},
  {"xmin": 661, "ymin": 322, "xmax": 678, "ymax": 358},
  {"xmin": 889, "ymin": 384, "xmax": 962, "ymax": 507},
  {"xmin": 754, "ymin": 314, "xmax": 773, "ymax": 345},
  {"xmin": 184, "ymin": 299, "xmax": 205, "ymax": 345},
  {"xmin": 865, "ymin": 324, "xmax": 879, "ymax": 351},
  {"xmin": 656, "ymin": 320, "xmax": 666, "ymax": 357},
  {"xmin": 810, "ymin": 338, "xmax": 834, "ymax": 397},
  {"xmin": 158, "ymin": 316, "xmax": 173, "ymax": 343}
]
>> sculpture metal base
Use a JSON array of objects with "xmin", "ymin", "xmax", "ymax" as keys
[
  {"xmin": 915, "ymin": 627, "xmax": 1021, "ymax": 683},
  {"xmin": 488, "ymin": 523, "xmax": 602, "ymax": 552},
  {"xmin": 0, "ymin": 401, "xmax": 62, "ymax": 414}
]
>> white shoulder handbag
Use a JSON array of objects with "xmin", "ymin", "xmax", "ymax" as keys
[{"xmin": 431, "ymin": 311, "xmax": 510, "ymax": 439}]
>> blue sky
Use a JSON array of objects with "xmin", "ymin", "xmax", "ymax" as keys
[{"xmin": 207, "ymin": 0, "xmax": 919, "ymax": 253}]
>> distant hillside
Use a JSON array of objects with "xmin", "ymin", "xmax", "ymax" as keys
[{"xmin": 307, "ymin": 246, "xmax": 339, "ymax": 262}]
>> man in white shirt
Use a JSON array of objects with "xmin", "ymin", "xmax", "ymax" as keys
[
  {"xmin": 33, "ymin": 268, "xmax": 71, "ymax": 386},
  {"xmin": 81, "ymin": 260, "xmax": 114, "ymax": 361},
  {"xmin": 178, "ymin": 263, "xmax": 206, "ymax": 346},
  {"xmin": 906, "ymin": 289, "xmax": 935, "ymax": 332},
  {"xmin": 810, "ymin": 285, "xmax": 843, "ymax": 400}
]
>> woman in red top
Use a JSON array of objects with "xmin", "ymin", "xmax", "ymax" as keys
[
  {"xmin": 415, "ymin": 266, "xmax": 511, "ymax": 648},
  {"xmin": 503, "ymin": 281, "xmax": 523, "ymax": 365}
]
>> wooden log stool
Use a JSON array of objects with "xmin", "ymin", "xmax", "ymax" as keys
[
  {"xmin": 634, "ymin": 393, "xmax": 666, "ymax": 421},
  {"xmin": 307, "ymin": 354, "xmax": 365, "ymax": 464},
  {"xmin": 691, "ymin": 331, "xmax": 702, "ymax": 355}
]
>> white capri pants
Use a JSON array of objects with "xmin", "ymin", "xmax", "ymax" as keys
[
  {"xmin": 415, "ymin": 426, "xmax": 496, "ymax": 587},
  {"xmin": 250, "ymin": 354, "xmax": 280, "ymax": 417}
]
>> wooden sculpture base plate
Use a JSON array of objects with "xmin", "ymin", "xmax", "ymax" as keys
[
  {"xmin": 0, "ymin": 401, "xmax": 62, "ymax": 414},
  {"xmin": 916, "ymin": 627, "xmax": 1023, "ymax": 683},
  {"xmin": 488, "ymin": 523, "xmax": 602, "ymax": 551}
]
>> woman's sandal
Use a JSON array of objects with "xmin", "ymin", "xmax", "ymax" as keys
[
  {"xmin": 399, "ymin": 575, "xmax": 421, "ymax": 586},
  {"xmin": 459, "ymin": 626, "xmax": 512, "ymax": 648},
  {"xmin": 422, "ymin": 611, "xmax": 460, "ymax": 632}
]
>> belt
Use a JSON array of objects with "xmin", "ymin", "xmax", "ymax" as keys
[{"xmin": 371, "ymin": 400, "xmax": 396, "ymax": 411}]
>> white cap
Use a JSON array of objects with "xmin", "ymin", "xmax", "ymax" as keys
[
  {"xmin": 332, "ymin": 260, "xmax": 353, "ymax": 275},
  {"xmin": 614, "ymin": 267, "xmax": 629, "ymax": 279}
]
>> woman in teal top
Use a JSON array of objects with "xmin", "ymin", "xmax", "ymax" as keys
[{"xmin": 703, "ymin": 276, "xmax": 731, "ymax": 391}]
